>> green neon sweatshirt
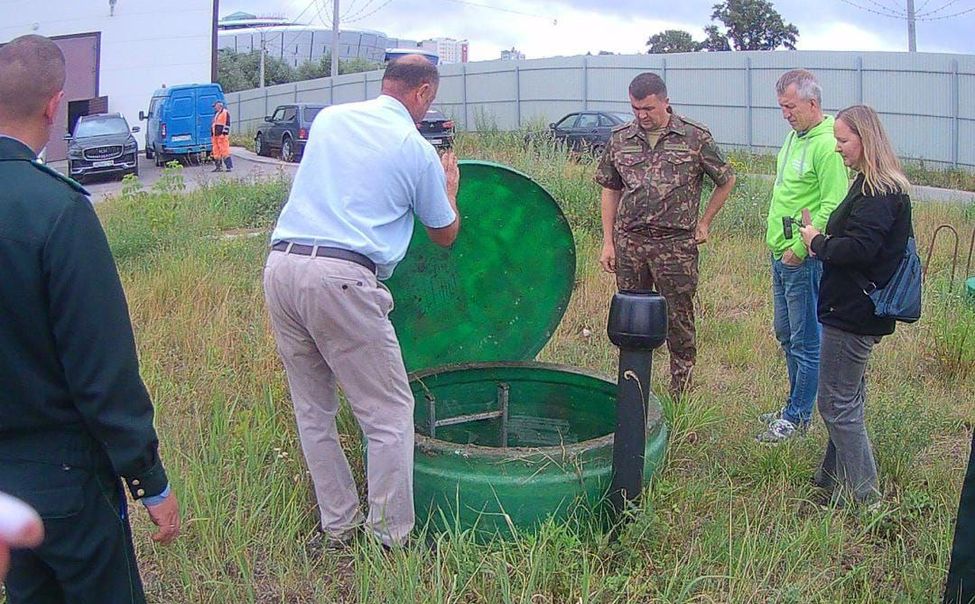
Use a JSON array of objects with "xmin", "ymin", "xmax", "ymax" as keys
[{"xmin": 766, "ymin": 115, "xmax": 849, "ymax": 260}]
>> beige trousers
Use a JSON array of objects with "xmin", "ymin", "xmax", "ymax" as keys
[{"xmin": 263, "ymin": 250, "xmax": 414, "ymax": 546}]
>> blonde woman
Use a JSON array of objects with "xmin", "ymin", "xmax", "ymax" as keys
[{"xmin": 798, "ymin": 105, "xmax": 913, "ymax": 507}]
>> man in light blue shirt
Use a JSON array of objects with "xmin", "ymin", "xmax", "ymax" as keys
[{"xmin": 264, "ymin": 55, "xmax": 460, "ymax": 549}]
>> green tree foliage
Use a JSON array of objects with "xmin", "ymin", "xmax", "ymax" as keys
[
  {"xmin": 217, "ymin": 50, "xmax": 380, "ymax": 93},
  {"xmin": 701, "ymin": 24, "xmax": 733, "ymax": 51},
  {"xmin": 216, "ymin": 49, "xmax": 296, "ymax": 92},
  {"xmin": 708, "ymin": 0, "xmax": 799, "ymax": 50},
  {"xmin": 340, "ymin": 57, "xmax": 380, "ymax": 75},
  {"xmin": 646, "ymin": 29, "xmax": 701, "ymax": 54},
  {"xmin": 293, "ymin": 54, "xmax": 380, "ymax": 81}
]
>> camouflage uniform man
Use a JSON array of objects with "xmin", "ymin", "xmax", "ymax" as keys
[{"xmin": 596, "ymin": 72, "xmax": 736, "ymax": 398}]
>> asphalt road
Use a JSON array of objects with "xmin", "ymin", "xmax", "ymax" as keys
[{"xmin": 47, "ymin": 147, "xmax": 298, "ymax": 204}]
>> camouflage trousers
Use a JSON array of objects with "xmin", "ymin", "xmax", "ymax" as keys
[{"xmin": 614, "ymin": 230, "xmax": 698, "ymax": 397}]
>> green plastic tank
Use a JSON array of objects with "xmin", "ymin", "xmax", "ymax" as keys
[
  {"xmin": 386, "ymin": 161, "xmax": 668, "ymax": 538},
  {"xmin": 967, "ymin": 276, "xmax": 975, "ymax": 305}
]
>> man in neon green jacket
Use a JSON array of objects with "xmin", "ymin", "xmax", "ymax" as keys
[{"xmin": 757, "ymin": 69, "xmax": 848, "ymax": 444}]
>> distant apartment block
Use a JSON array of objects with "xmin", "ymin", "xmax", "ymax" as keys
[
  {"xmin": 420, "ymin": 37, "xmax": 469, "ymax": 64},
  {"xmin": 501, "ymin": 48, "xmax": 525, "ymax": 61}
]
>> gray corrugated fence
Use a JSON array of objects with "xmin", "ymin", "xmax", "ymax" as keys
[{"xmin": 225, "ymin": 50, "xmax": 975, "ymax": 169}]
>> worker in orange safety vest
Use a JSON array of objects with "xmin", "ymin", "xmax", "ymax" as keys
[{"xmin": 211, "ymin": 101, "xmax": 233, "ymax": 172}]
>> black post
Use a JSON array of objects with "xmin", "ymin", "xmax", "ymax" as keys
[{"xmin": 606, "ymin": 291, "xmax": 668, "ymax": 517}]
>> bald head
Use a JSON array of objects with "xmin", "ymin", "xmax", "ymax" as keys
[
  {"xmin": 0, "ymin": 35, "xmax": 65, "ymax": 122},
  {"xmin": 381, "ymin": 55, "xmax": 439, "ymax": 95},
  {"xmin": 380, "ymin": 54, "xmax": 440, "ymax": 123}
]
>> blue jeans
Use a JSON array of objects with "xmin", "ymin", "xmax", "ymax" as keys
[{"xmin": 771, "ymin": 255, "xmax": 822, "ymax": 426}]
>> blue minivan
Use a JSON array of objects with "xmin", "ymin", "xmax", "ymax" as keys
[{"xmin": 139, "ymin": 83, "xmax": 224, "ymax": 166}]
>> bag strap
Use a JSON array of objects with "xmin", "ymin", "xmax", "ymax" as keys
[
  {"xmin": 851, "ymin": 193, "xmax": 913, "ymax": 295},
  {"xmin": 855, "ymin": 234, "xmax": 916, "ymax": 295},
  {"xmin": 853, "ymin": 270, "xmax": 877, "ymax": 295}
]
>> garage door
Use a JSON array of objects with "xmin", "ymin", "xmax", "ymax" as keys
[{"xmin": 47, "ymin": 33, "xmax": 100, "ymax": 162}]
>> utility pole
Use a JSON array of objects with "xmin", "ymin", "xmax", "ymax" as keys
[
  {"xmin": 211, "ymin": 0, "xmax": 220, "ymax": 83},
  {"xmin": 259, "ymin": 30, "xmax": 266, "ymax": 88},
  {"xmin": 331, "ymin": 0, "xmax": 340, "ymax": 78},
  {"xmin": 907, "ymin": 0, "xmax": 917, "ymax": 52}
]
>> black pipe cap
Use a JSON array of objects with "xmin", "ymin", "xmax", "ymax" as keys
[{"xmin": 607, "ymin": 290, "xmax": 668, "ymax": 350}]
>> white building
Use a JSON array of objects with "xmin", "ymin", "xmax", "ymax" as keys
[
  {"xmin": 0, "ymin": 0, "xmax": 215, "ymax": 160},
  {"xmin": 501, "ymin": 48, "xmax": 525, "ymax": 61},
  {"xmin": 420, "ymin": 38, "xmax": 469, "ymax": 64},
  {"xmin": 218, "ymin": 12, "xmax": 418, "ymax": 67}
]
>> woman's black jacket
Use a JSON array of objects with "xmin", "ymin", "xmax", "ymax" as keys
[{"xmin": 809, "ymin": 173, "xmax": 913, "ymax": 336}]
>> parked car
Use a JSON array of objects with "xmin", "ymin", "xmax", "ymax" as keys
[
  {"xmin": 140, "ymin": 83, "xmax": 225, "ymax": 166},
  {"xmin": 66, "ymin": 113, "xmax": 140, "ymax": 183},
  {"xmin": 417, "ymin": 109, "xmax": 454, "ymax": 150},
  {"xmin": 255, "ymin": 103, "xmax": 326, "ymax": 162},
  {"xmin": 534, "ymin": 110, "xmax": 633, "ymax": 154}
]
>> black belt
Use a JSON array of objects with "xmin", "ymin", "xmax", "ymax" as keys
[{"xmin": 271, "ymin": 241, "xmax": 377, "ymax": 274}]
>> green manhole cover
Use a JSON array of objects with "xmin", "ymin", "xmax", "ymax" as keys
[{"xmin": 387, "ymin": 161, "xmax": 576, "ymax": 373}]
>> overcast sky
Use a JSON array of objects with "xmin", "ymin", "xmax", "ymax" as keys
[{"xmin": 220, "ymin": 0, "xmax": 975, "ymax": 61}]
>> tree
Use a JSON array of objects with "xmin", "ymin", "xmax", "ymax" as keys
[
  {"xmin": 295, "ymin": 54, "xmax": 379, "ymax": 81},
  {"xmin": 217, "ymin": 50, "xmax": 379, "ymax": 93},
  {"xmin": 216, "ymin": 49, "xmax": 296, "ymax": 92},
  {"xmin": 647, "ymin": 30, "xmax": 700, "ymax": 54},
  {"xmin": 701, "ymin": 25, "xmax": 732, "ymax": 51},
  {"xmin": 339, "ymin": 57, "xmax": 379, "ymax": 75},
  {"xmin": 708, "ymin": 0, "xmax": 799, "ymax": 50},
  {"xmin": 295, "ymin": 56, "xmax": 330, "ymax": 81}
]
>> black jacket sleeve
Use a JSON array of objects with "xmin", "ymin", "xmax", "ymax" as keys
[
  {"xmin": 42, "ymin": 197, "xmax": 168, "ymax": 500},
  {"xmin": 810, "ymin": 193, "xmax": 899, "ymax": 268}
]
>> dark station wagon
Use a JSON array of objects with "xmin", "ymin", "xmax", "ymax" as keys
[
  {"xmin": 544, "ymin": 110, "xmax": 633, "ymax": 153},
  {"xmin": 255, "ymin": 103, "xmax": 326, "ymax": 162}
]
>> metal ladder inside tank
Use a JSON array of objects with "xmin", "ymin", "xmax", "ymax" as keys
[{"xmin": 424, "ymin": 383, "xmax": 510, "ymax": 448}]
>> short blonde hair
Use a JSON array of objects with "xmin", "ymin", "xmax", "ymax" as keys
[{"xmin": 836, "ymin": 105, "xmax": 911, "ymax": 197}]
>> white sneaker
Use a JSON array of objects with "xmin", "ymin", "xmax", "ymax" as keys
[{"xmin": 756, "ymin": 418, "xmax": 798, "ymax": 444}]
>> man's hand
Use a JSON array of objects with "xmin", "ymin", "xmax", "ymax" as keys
[
  {"xmin": 0, "ymin": 492, "xmax": 44, "ymax": 582},
  {"xmin": 145, "ymin": 493, "xmax": 180, "ymax": 545},
  {"xmin": 441, "ymin": 150, "xmax": 459, "ymax": 200},
  {"xmin": 694, "ymin": 221, "xmax": 710, "ymax": 245},
  {"xmin": 781, "ymin": 249, "xmax": 804, "ymax": 266},
  {"xmin": 599, "ymin": 241, "xmax": 616, "ymax": 273}
]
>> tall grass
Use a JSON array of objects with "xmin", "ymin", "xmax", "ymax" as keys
[{"xmin": 85, "ymin": 132, "xmax": 975, "ymax": 603}]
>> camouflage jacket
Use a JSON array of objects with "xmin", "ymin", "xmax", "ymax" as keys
[{"xmin": 595, "ymin": 112, "xmax": 734, "ymax": 235}]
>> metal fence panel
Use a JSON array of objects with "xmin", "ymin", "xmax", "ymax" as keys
[{"xmin": 226, "ymin": 50, "xmax": 975, "ymax": 169}]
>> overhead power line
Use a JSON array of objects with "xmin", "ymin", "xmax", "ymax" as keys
[
  {"xmin": 437, "ymin": 0, "xmax": 548, "ymax": 20},
  {"xmin": 839, "ymin": 0, "xmax": 973, "ymax": 50},
  {"xmin": 344, "ymin": 0, "xmax": 392, "ymax": 23}
]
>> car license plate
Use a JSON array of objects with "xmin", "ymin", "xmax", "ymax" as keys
[
  {"xmin": 172, "ymin": 135, "xmax": 192, "ymax": 142},
  {"xmin": 428, "ymin": 139, "xmax": 442, "ymax": 145},
  {"xmin": 93, "ymin": 160, "xmax": 113, "ymax": 168}
]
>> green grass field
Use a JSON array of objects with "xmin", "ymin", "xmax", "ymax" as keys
[{"xmin": 95, "ymin": 134, "xmax": 975, "ymax": 603}]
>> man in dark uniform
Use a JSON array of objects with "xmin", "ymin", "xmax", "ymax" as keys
[
  {"xmin": 595, "ymin": 72, "xmax": 736, "ymax": 399},
  {"xmin": 0, "ymin": 35, "xmax": 180, "ymax": 603},
  {"xmin": 945, "ymin": 431, "xmax": 975, "ymax": 603}
]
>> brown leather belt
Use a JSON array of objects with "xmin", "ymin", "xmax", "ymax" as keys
[{"xmin": 271, "ymin": 241, "xmax": 376, "ymax": 275}]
